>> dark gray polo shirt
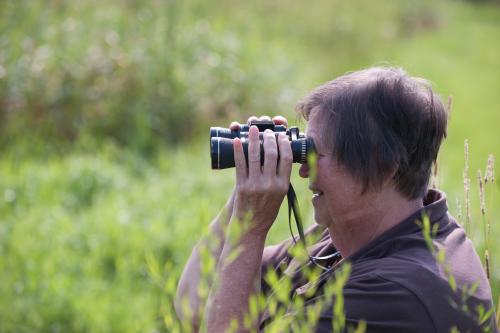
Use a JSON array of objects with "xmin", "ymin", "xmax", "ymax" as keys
[{"xmin": 259, "ymin": 189, "xmax": 497, "ymax": 332}]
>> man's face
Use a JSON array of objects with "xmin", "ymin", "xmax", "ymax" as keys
[{"xmin": 299, "ymin": 112, "xmax": 364, "ymax": 228}]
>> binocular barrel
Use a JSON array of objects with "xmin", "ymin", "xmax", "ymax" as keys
[
  {"xmin": 210, "ymin": 125, "xmax": 287, "ymax": 139},
  {"xmin": 210, "ymin": 120, "xmax": 314, "ymax": 169},
  {"xmin": 211, "ymin": 137, "xmax": 314, "ymax": 169}
]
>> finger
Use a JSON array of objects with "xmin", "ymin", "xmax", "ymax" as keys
[
  {"xmin": 233, "ymin": 138, "xmax": 248, "ymax": 182},
  {"xmin": 229, "ymin": 121, "xmax": 241, "ymax": 131},
  {"xmin": 272, "ymin": 115, "xmax": 288, "ymax": 128},
  {"xmin": 258, "ymin": 115, "xmax": 272, "ymax": 121},
  {"xmin": 262, "ymin": 129, "xmax": 278, "ymax": 178},
  {"xmin": 247, "ymin": 126, "xmax": 262, "ymax": 179},
  {"xmin": 277, "ymin": 133, "xmax": 293, "ymax": 179},
  {"xmin": 247, "ymin": 116, "xmax": 258, "ymax": 125}
]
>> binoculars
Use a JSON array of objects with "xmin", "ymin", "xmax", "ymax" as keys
[{"xmin": 210, "ymin": 120, "xmax": 315, "ymax": 169}]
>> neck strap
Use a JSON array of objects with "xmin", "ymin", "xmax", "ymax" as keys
[{"xmin": 287, "ymin": 183, "xmax": 341, "ymax": 270}]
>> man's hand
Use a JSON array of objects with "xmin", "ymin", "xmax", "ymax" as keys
[{"xmin": 231, "ymin": 116, "xmax": 292, "ymax": 235}]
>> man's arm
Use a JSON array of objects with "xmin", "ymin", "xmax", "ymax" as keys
[
  {"xmin": 175, "ymin": 115, "xmax": 290, "ymax": 331},
  {"xmin": 174, "ymin": 189, "xmax": 235, "ymax": 330},
  {"xmin": 205, "ymin": 224, "xmax": 268, "ymax": 332},
  {"xmin": 204, "ymin": 126, "xmax": 293, "ymax": 332}
]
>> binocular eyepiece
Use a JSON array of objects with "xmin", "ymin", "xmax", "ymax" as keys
[{"xmin": 210, "ymin": 120, "xmax": 315, "ymax": 169}]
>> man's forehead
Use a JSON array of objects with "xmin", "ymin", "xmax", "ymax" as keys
[
  {"xmin": 305, "ymin": 110, "xmax": 328, "ymax": 134},
  {"xmin": 305, "ymin": 115, "xmax": 329, "ymax": 151}
]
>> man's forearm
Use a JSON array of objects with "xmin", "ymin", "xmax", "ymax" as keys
[
  {"xmin": 205, "ymin": 225, "xmax": 267, "ymax": 333},
  {"xmin": 175, "ymin": 191, "xmax": 235, "ymax": 327}
]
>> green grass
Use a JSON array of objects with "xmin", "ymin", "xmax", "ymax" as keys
[{"xmin": 0, "ymin": 144, "xmax": 228, "ymax": 332}]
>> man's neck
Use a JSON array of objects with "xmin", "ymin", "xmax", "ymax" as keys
[{"xmin": 327, "ymin": 189, "xmax": 423, "ymax": 258}]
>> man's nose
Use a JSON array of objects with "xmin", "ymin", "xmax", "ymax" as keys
[{"xmin": 299, "ymin": 163, "xmax": 309, "ymax": 178}]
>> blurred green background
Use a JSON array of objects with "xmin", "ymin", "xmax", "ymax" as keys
[{"xmin": 1, "ymin": 0, "xmax": 499, "ymax": 332}]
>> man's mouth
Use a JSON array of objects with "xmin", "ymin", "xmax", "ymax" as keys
[{"xmin": 310, "ymin": 188, "xmax": 324, "ymax": 198}]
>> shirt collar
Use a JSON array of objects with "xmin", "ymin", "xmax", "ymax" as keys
[{"xmin": 346, "ymin": 188, "xmax": 449, "ymax": 263}]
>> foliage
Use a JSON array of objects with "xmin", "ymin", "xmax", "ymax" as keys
[
  {"xmin": 0, "ymin": 0, "xmax": 299, "ymax": 153},
  {"xmin": 0, "ymin": 143, "xmax": 231, "ymax": 332},
  {"xmin": 2, "ymin": 0, "xmax": 499, "ymax": 159}
]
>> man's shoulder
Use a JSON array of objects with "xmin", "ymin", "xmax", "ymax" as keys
[
  {"xmin": 349, "ymin": 256, "xmax": 447, "ymax": 314},
  {"xmin": 337, "ymin": 268, "xmax": 437, "ymax": 333},
  {"xmin": 344, "ymin": 255, "xmax": 495, "ymax": 333}
]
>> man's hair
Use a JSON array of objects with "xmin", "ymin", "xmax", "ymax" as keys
[{"xmin": 296, "ymin": 67, "xmax": 448, "ymax": 199}]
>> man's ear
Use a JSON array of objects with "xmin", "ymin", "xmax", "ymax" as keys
[{"xmin": 383, "ymin": 167, "xmax": 399, "ymax": 188}]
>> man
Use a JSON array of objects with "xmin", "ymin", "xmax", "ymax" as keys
[{"xmin": 175, "ymin": 67, "xmax": 497, "ymax": 332}]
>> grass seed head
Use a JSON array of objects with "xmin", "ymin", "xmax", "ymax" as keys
[
  {"xmin": 478, "ymin": 170, "xmax": 485, "ymax": 216},
  {"xmin": 485, "ymin": 154, "xmax": 495, "ymax": 183}
]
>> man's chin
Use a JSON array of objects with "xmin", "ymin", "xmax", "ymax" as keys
[{"xmin": 313, "ymin": 212, "xmax": 331, "ymax": 228}]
